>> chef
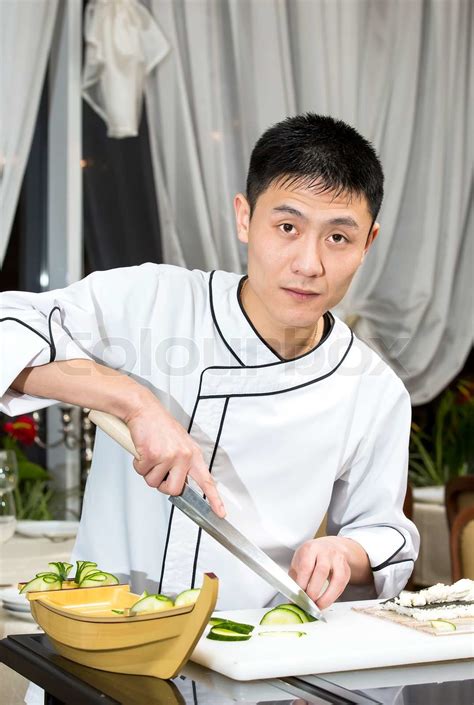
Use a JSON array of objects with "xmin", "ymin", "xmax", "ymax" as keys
[{"xmin": 1, "ymin": 113, "xmax": 419, "ymax": 610}]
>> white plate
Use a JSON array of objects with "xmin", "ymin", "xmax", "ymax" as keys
[
  {"xmin": 2, "ymin": 602, "xmax": 31, "ymax": 613},
  {"xmin": 1, "ymin": 605, "xmax": 35, "ymax": 621},
  {"xmin": 0, "ymin": 586, "xmax": 30, "ymax": 609},
  {"xmin": 15, "ymin": 520, "xmax": 79, "ymax": 539}
]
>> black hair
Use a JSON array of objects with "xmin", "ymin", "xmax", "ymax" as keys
[{"xmin": 246, "ymin": 113, "xmax": 384, "ymax": 222}]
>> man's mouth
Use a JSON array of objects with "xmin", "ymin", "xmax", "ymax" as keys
[{"xmin": 282, "ymin": 287, "xmax": 321, "ymax": 301}]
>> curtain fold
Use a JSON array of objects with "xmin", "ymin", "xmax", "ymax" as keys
[
  {"xmin": 0, "ymin": 0, "xmax": 58, "ymax": 267},
  {"xmin": 141, "ymin": 0, "xmax": 472, "ymax": 403},
  {"xmin": 82, "ymin": 0, "xmax": 169, "ymax": 138}
]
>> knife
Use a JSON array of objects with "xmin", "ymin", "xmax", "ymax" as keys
[{"xmin": 88, "ymin": 409, "xmax": 325, "ymax": 621}]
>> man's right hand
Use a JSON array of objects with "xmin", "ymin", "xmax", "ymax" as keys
[
  {"xmin": 124, "ymin": 391, "xmax": 226, "ymax": 518},
  {"xmin": 12, "ymin": 359, "xmax": 225, "ymax": 517}
]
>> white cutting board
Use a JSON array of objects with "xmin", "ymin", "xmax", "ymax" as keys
[{"xmin": 191, "ymin": 602, "xmax": 474, "ymax": 681}]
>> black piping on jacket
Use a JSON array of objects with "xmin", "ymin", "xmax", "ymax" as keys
[
  {"xmin": 1, "ymin": 306, "xmax": 61, "ymax": 364},
  {"xmin": 158, "ymin": 272, "xmax": 351, "ymax": 592}
]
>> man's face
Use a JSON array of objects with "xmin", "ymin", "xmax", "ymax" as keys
[{"xmin": 234, "ymin": 180, "xmax": 379, "ymax": 332}]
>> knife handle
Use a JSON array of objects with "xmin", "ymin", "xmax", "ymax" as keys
[{"xmin": 88, "ymin": 410, "xmax": 140, "ymax": 460}]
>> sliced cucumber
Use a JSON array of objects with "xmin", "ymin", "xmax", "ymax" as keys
[
  {"xmin": 130, "ymin": 594, "xmax": 175, "ymax": 615},
  {"xmin": 174, "ymin": 588, "xmax": 200, "ymax": 607},
  {"xmin": 260, "ymin": 607, "xmax": 304, "ymax": 625},
  {"xmin": 20, "ymin": 574, "xmax": 62, "ymax": 593},
  {"xmin": 259, "ymin": 631, "xmax": 306, "ymax": 638},
  {"xmin": 111, "ymin": 609, "xmax": 125, "ymax": 615},
  {"xmin": 209, "ymin": 617, "xmax": 226, "ymax": 626},
  {"xmin": 48, "ymin": 562, "xmax": 73, "ymax": 580},
  {"xmin": 278, "ymin": 603, "xmax": 318, "ymax": 623},
  {"xmin": 208, "ymin": 619, "xmax": 254, "ymax": 634},
  {"xmin": 78, "ymin": 571, "xmax": 119, "ymax": 588},
  {"xmin": 207, "ymin": 627, "xmax": 252, "ymax": 642},
  {"xmin": 430, "ymin": 619, "xmax": 457, "ymax": 632},
  {"xmin": 74, "ymin": 561, "xmax": 98, "ymax": 584}
]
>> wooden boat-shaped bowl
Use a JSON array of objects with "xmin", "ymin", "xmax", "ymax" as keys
[{"xmin": 22, "ymin": 572, "xmax": 218, "ymax": 679}]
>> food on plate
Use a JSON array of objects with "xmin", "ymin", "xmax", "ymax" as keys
[
  {"xmin": 259, "ymin": 631, "xmax": 306, "ymax": 638},
  {"xmin": 47, "ymin": 562, "xmax": 74, "ymax": 580},
  {"xmin": 128, "ymin": 587, "xmax": 204, "ymax": 615},
  {"xmin": 78, "ymin": 571, "xmax": 119, "ymax": 588},
  {"xmin": 259, "ymin": 603, "xmax": 319, "ymax": 625},
  {"xmin": 174, "ymin": 588, "xmax": 201, "ymax": 607},
  {"xmin": 381, "ymin": 579, "xmax": 474, "ymax": 621},
  {"xmin": 19, "ymin": 574, "xmax": 62, "ymax": 593},
  {"xmin": 129, "ymin": 593, "xmax": 174, "ymax": 615},
  {"xmin": 19, "ymin": 560, "xmax": 120, "ymax": 593},
  {"xmin": 74, "ymin": 561, "xmax": 99, "ymax": 584}
]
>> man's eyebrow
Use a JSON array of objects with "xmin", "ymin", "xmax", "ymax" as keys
[
  {"xmin": 327, "ymin": 216, "xmax": 359, "ymax": 230},
  {"xmin": 272, "ymin": 205, "xmax": 307, "ymax": 219},
  {"xmin": 272, "ymin": 207, "xmax": 360, "ymax": 230}
]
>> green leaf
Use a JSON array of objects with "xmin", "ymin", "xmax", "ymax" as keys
[
  {"xmin": 2, "ymin": 436, "xmax": 27, "ymax": 460},
  {"xmin": 17, "ymin": 460, "xmax": 50, "ymax": 481}
]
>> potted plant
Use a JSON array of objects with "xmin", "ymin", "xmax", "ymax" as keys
[
  {"xmin": 1, "ymin": 414, "xmax": 56, "ymax": 520},
  {"xmin": 409, "ymin": 377, "xmax": 474, "ymax": 493}
]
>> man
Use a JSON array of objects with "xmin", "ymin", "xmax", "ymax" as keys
[{"xmin": 0, "ymin": 114, "xmax": 419, "ymax": 610}]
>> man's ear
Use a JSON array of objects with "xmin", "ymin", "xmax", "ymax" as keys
[
  {"xmin": 361, "ymin": 222, "xmax": 380, "ymax": 261},
  {"xmin": 234, "ymin": 193, "xmax": 251, "ymax": 244}
]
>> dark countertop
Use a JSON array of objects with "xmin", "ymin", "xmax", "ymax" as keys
[{"xmin": 1, "ymin": 632, "xmax": 473, "ymax": 705}]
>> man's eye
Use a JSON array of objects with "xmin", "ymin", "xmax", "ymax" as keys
[
  {"xmin": 280, "ymin": 223, "xmax": 296, "ymax": 235},
  {"xmin": 329, "ymin": 233, "xmax": 348, "ymax": 244}
]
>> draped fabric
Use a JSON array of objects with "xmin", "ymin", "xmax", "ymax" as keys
[
  {"xmin": 0, "ymin": 0, "xmax": 58, "ymax": 266},
  {"xmin": 82, "ymin": 0, "xmax": 169, "ymax": 138},
  {"xmin": 141, "ymin": 0, "xmax": 472, "ymax": 403},
  {"xmin": 76, "ymin": 0, "xmax": 471, "ymax": 401}
]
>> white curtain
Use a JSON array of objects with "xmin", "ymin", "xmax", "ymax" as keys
[
  {"xmin": 83, "ymin": 0, "xmax": 169, "ymax": 138},
  {"xmin": 141, "ymin": 0, "xmax": 472, "ymax": 403},
  {"xmin": 0, "ymin": 0, "xmax": 58, "ymax": 266}
]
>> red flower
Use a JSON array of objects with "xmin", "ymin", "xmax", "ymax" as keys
[{"xmin": 4, "ymin": 415, "xmax": 37, "ymax": 446}]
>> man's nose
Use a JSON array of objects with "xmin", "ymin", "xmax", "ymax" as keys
[{"xmin": 291, "ymin": 239, "xmax": 325, "ymax": 277}]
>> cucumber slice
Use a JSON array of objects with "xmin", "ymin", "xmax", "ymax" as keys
[
  {"xmin": 48, "ymin": 562, "xmax": 73, "ymax": 580},
  {"xmin": 209, "ymin": 617, "xmax": 226, "ymax": 626},
  {"xmin": 78, "ymin": 571, "xmax": 119, "ymax": 588},
  {"xmin": 74, "ymin": 561, "xmax": 98, "ymax": 584},
  {"xmin": 259, "ymin": 631, "xmax": 306, "ymax": 638},
  {"xmin": 20, "ymin": 574, "xmax": 62, "ymax": 593},
  {"xmin": 111, "ymin": 609, "xmax": 125, "ymax": 615},
  {"xmin": 430, "ymin": 619, "xmax": 457, "ymax": 632},
  {"xmin": 207, "ymin": 627, "xmax": 252, "ymax": 642},
  {"xmin": 260, "ymin": 607, "xmax": 304, "ymax": 625},
  {"xmin": 208, "ymin": 619, "xmax": 254, "ymax": 634},
  {"xmin": 278, "ymin": 603, "xmax": 318, "ymax": 623},
  {"xmin": 174, "ymin": 588, "xmax": 200, "ymax": 607},
  {"xmin": 130, "ymin": 594, "xmax": 175, "ymax": 615}
]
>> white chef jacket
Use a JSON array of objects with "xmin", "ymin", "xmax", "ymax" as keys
[{"xmin": 0, "ymin": 264, "xmax": 419, "ymax": 608}]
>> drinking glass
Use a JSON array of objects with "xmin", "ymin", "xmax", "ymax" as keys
[
  {"xmin": 0, "ymin": 451, "xmax": 18, "ymax": 543},
  {"xmin": 0, "ymin": 450, "xmax": 18, "ymax": 492},
  {"xmin": 0, "ymin": 491, "xmax": 16, "ymax": 543}
]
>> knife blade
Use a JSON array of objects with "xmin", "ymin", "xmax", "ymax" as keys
[
  {"xmin": 89, "ymin": 409, "xmax": 325, "ymax": 621},
  {"xmin": 171, "ymin": 483, "xmax": 325, "ymax": 621}
]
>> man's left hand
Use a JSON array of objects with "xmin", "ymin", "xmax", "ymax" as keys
[{"xmin": 289, "ymin": 536, "xmax": 372, "ymax": 610}]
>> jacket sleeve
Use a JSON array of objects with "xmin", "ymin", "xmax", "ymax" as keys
[
  {"xmin": 327, "ymin": 375, "xmax": 420, "ymax": 600},
  {"xmin": 0, "ymin": 263, "xmax": 168, "ymax": 416}
]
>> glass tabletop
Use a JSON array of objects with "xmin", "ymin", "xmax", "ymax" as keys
[{"xmin": 0, "ymin": 632, "xmax": 472, "ymax": 705}]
